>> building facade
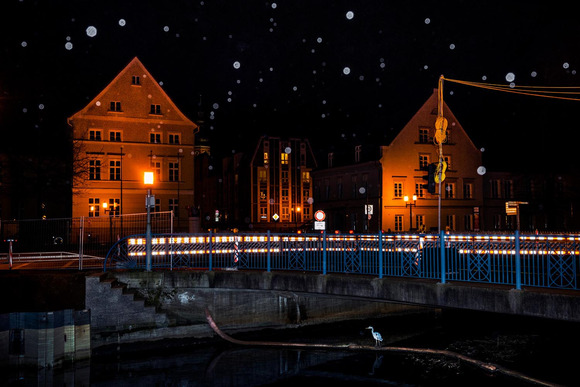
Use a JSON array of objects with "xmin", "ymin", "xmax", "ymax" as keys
[
  {"xmin": 380, "ymin": 90, "xmax": 484, "ymax": 232},
  {"xmin": 249, "ymin": 136, "xmax": 317, "ymax": 232},
  {"xmin": 68, "ymin": 57, "xmax": 198, "ymax": 231}
]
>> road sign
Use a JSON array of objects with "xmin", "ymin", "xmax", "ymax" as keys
[
  {"xmin": 314, "ymin": 221, "xmax": 326, "ymax": 230},
  {"xmin": 314, "ymin": 210, "xmax": 326, "ymax": 221}
]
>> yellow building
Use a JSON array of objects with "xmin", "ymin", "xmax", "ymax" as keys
[
  {"xmin": 381, "ymin": 90, "xmax": 483, "ymax": 232},
  {"xmin": 68, "ymin": 57, "xmax": 198, "ymax": 230}
]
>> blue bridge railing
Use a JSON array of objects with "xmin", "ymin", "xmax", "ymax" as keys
[{"xmin": 104, "ymin": 231, "xmax": 579, "ymax": 291}]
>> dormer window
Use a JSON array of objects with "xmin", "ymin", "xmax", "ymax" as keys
[
  {"xmin": 132, "ymin": 75, "xmax": 141, "ymax": 85},
  {"xmin": 150, "ymin": 104, "xmax": 161, "ymax": 115},
  {"xmin": 109, "ymin": 101, "xmax": 122, "ymax": 112}
]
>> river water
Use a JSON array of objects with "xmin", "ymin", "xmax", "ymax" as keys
[{"xmin": 5, "ymin": 310, "xmax": 578, "ymax": 386}]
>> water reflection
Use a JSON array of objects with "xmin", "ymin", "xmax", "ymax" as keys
[{"xmin": 2, "ymin": 310, "xmax": 576, "ymax": 386}]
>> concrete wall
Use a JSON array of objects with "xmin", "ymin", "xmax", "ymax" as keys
[{"xmin": 86, "ymin": 271, "xmax": 432, "ymax": 349}]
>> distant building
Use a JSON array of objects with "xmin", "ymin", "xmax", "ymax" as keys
[
  {"xmin": 312, "ymin": 146, "xmax": 383, "ymax": 233},
  {"xmin": 380, "ymin": 89, "xmax": 484, "ymax": 232},
  {"xmin": 248, "ymin": 136, "xmax": 317, "ymax": 232},
  {"xmin": 68, "ymin": 57, "xmax": 199, "ymax": 231},
  {"xmin": 483, "ymin": 171, "xmax": 580, "ymax": 232}
]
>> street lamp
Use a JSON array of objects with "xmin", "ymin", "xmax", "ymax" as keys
[
  {"xmin": 144, "ymin": 171, "xmax": 155, "ymax": 271},
  {"xmin": 404, "ymin": 194, "xmax": 417, "ymax": 232},
  {"xmin": 102, "ymin": 202, "xmax": 115, "ymax": 244}
]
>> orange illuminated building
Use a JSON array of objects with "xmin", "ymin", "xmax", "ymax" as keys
[
  {"xmin": 380, "ymin": 90, "xmax": 484, "ymax": 232},
  {"xmin": 68, "ymin": 57, "xmax": 199, "ymax": 230}
]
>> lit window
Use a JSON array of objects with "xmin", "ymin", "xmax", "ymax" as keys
[
  {"xmin": 88, "ymin": 198, "xmax": 100, "ymax": 217},
  {"xmin": 281, "ymin": 153, "xmax": 289, "ymax": 165}
]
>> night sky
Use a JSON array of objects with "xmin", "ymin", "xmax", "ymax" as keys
[{"xmin": 2, "ymin": 0, "xmax": 580, "ymax": 172}]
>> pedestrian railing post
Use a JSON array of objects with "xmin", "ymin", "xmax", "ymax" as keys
[
  {"xmin": 378, "ymin": 231, "xmax": 383, "ymax": 279},
  {"xmin": 208, "ymin": 231, "xmax": 213, "ymax": 271},
  {"xmin": 267, "ymin": 230, "xmax": 271, "ymax": 272},
  {"xmin": 440, "ymin": 230, "xmax": 446, "ymax": 284},
  {"xmin": 515, "ymin": 230, "xmax": 521, "ymax": 290},
  {"xmin": 322, "ymin": 230, "xmax": 327, "ymax": 275},
  {"xmin": 78, "ymin": 216, "xmax": 84, "ymax": 270}
]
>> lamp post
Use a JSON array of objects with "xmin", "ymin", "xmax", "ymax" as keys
[
  {"xmin": 102, "ymin": 202, "xmax": 113, "ymax": 244},
  {"xmin": 144, "ymin": 171, "xmax": 155, "ymax": 271},
  {"xmin": 404, "ymin": 195, "xmax": 417, "ymax": 232}
]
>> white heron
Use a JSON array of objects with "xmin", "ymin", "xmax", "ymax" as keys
[{"xmin": 366, "ymin": 326, "xmax": 383, "ymax": 347}]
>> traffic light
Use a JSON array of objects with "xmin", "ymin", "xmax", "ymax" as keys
[{"xmin": 422, "ymin": 163, "xmax": 436, "ymax": 194}]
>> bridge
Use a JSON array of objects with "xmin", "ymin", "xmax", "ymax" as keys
[{"xmin": 97, "ymin": 230, "xmax": 580, "ymax": 322}]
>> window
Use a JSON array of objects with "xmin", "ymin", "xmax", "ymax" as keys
[
  {"xmin": 169, "ymin": 133, "xmax": 180, "ymax": 144},
  {"xmin": 302, "ymin": 171, "xmax": 310, "ymax": 182},
  {"xmin": 394, "ymin": 182, "xmax": 403, "ymax": 198},
  {"xmin": 444, "ymin": 155, "xmax": 452, "ymax": 170},
  {"xmin": 415, "ymin": 183, "xmax": 424, "ymax": 198},
  {"xmin": 282, "ymin": 189, "xmax": 289, "ymax": 201},
  {"xmin": 169, "ymin": 161, "xmax": 179, "ymax": 182},
  {"xmin": 337, "ymin": 177, "xmax": 343, "ymax": 199},
  {"xmin": 416, "ymin": 215, "xmax": 425, "ymax": 230},
  {"xmin": 150, "ymin": 104, "xmax": 161, "ymax": 115},
  {"xmin": 109, "ymin": 160, "xmax": 121, "ymax": 181},
  {"xmin": 109, "ymin": 101, "xmax": 122, "ymax": 112},
  {"xmin": 445, "ymin": 182, "xmax": 455, "ymax": 198},
  {"xmin": 89, "ymin": 160, "xmax": 101, "ymax": 180},
  {"xmin": 258, "ymin": 168, "xmax": 267, "ymax": 182},
  {"xmin": 109, "ymin": 131, "xmax": 121, "ymax": 142},
  {"xmin": 154, "ymin": 198, "xmax": 160, "ymax": 213},
  {"xmin": 464, "ymin": 214, "xmax": 474, "ymax": 231},
  {"xmin": 264, "ymin": 152, "xmax": 269, "ymax": 165},
  {"xmin": 89, "ymin": 129, "xmax": 102, "ymax": 141},
  {"xmin": 152, "ymin": 161, "xmax": 161, "ymax": 182},
  {"xmin": 107, "ymin": 198, "xmax": 120, "ymax": 215},
  {"xmin": 463, "ymin": 183, "xmax": 473, "ymax": 199},
  {"xmin": 281, "ymin": 153, "xmax": 289, "ymax": 165},
  {"xmin": 328, "ymin": 152, "xmax": 333, "ymax": 168},
  {"xmin": 89, "ymin": 198, "xmax": 100, "ymax": 217},
  {"xmin": 446, "ymin": 215, "xmax": 455, "ymax": 231},
  {"xmin": 419, "ymin": 154, "xmax": 430, "ymax": 169},
  {"xmin": 491, "ymin": 179, "xmax": 501, "ymax": 199},
  {"xmin": 132, "ymin": 75, "xmax": 140, "ymax": 85},
  {"xmin": 150, "ymin": 133, "xmax": 161, "ymax": 143},
  {"xmin": 504, "ymin": 180, "xmax": 513, "ymax": 199},
  {"xmin": 259, "ymin": 206, "xmax": 267, "ymax": 219},
  {"xmin": 355, "ymin": 145, "xmax": 361, "ymax": 162},
  {"xmin": 282, "ymin": 171, "xmax": 289, "ymax": 183},
  {"xmin": 395, "ymin": 215, "xmax": 403, "ymax": 232},
  {"xmin": 169, "ymin": 198, "xmax": 179, "ymax": 217},
  {"xmin": 419, "ymin": 127, "xmax": 430, "ymax": 143},
  {"xmin": 303, "ymin": 207, "xmax": 310, "ymax": 216},
  {"xmin": 352, "ymin": 175, "xmax": 357, "ymax": 198}
]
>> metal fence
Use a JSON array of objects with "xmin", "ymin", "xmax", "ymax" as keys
[
  {"xmin": 104, "ymin": 230, "xmax": 580, "ymax": 291},
  {"xmin": 0, "ymin": 212, "xmax": 174, "ymax": 269}
]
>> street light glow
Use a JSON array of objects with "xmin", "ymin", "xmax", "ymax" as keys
[{"xmin": 144, "ymin": 171, "xmax": 154, "ymax": 185}]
